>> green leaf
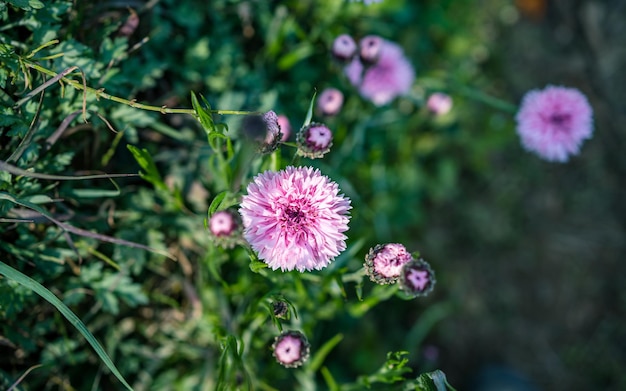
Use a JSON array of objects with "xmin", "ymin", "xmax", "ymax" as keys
[
  {"xmin": 303, "ymin": 90, "xmax": 317, "ymax": 127},
  {"xmin": 249, "ymin": 260, "xmax": 268, "ymax": 273},
  {"xmin": 0, "ymin": 261, "xmax": 134, "ymax": 391},
  {"xmin": 307, "ymin": 333, "xmax": 343, "ymax": 373},
  {"xmin": 191, "ymin": 91, "xmax": 216, "ymax": 134},
  {"xmin": 5, "ymin": 0, "xmax": 44, "ymax": 10},
  {"xmin": 415, "ymin": 370, "xmax": 454, "ymax": 391},
  {"xmin": 208, "ymin": 191, "xmax": 228, "ymax": 215},
  {"xmin": 126, "ymin": 144, "xmax": 167, "ymax": 191}
]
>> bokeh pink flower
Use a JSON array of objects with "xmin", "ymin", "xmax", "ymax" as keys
[
  {"xmin": 515, "ymin": 85, "xmax": 593, "ymax": 162},
  {"xmin": 317, "ymin": 88, "xmax": 344, "ymax": 116},
  {"xmin": 353, "ymin": 38, "xmax": 415, "ymax": 106},
  {"xmin": 426, "ymin": 92, "xmax": 453, "ymax": 116},
  {"xmin": 239, "ymin": 166, "xmax": 351, "ymax": 272},
  {"xmin": 332, "ymin": 34, "xmax": 357, "ymax": 62}
]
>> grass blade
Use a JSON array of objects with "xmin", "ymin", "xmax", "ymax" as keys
[{"xmin": 0, "ymin": 261, "xmax": 134, "ymax": 391}]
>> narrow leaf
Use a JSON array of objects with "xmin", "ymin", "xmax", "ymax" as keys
[
  {"xmin": 0, "ymin": 261, "xmax": 134, "ymax": 391},
  {"xmin": 208, "ymin": 191, "xmax": 228, "ymax": 215},
  {"xmin": 303, "ymin": 90, "xmax": 317, "ymax": 127}
]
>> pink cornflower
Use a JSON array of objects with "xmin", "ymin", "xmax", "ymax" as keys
[
  {"xmin": 296, "ymin": 123, "xmax": 333, "ymax": 159},
  {"xmin": 364, "ymin": 243, "xmax": 413, "ymax": 284},
  {"xmin": 356, "ymin": 40, "xmax": 415, "ymax": 106},
  {"xmin": 426, "ymin": 93, "xmax": 453, "ymax": 116},
  {"xmin": 239, "ymin": 166, "xmax": 351, "ymax": 272},
  {"xmin": 317, "ymin": 88, "xmax": 344, "ymax": 116},
  {"xmin": 399, "ymin": 259, "xmax": 436, "ymax": 297},
  {"xmin": 515, "ymin": 85, "xmax": 593, "ymax": 162},
  {"xmin": 332, "ymin": 34, "xmax": 357, "ymax": 62},
  {"xmin": 272, "ymin": 330, "xmax": 310, "ymax": 368}
]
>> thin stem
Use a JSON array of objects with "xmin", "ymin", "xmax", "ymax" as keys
[
  {"xmin": 22, "ymin": 59, "xmax": 259, "ymax": 117},
  {"xmin": 451, "ymin": 82, "xmax": 518, "ymax": 114}
]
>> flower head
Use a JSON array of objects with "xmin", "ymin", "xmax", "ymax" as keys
[
  {"xmin": 317, "ymin": 88, "xmax": 344, "ymax": 116},
  {"xmin": 426, "ymin": 93, "xmax": 453, "ymax": 116},
  {"xmin": 210, "ymin": 210, "xmax": 237, "ymax": 237},
  {"xmin": 296, "ymin": 123, "xmax": 333, "ymax": 159},
  {"xmin": 359, "ymin": 35, "xmax": 384, "ymax": 63},
  {"xmin": 364, "ymin": 243, "xmax": 413, "ymax": 284},
  {"xmin": 399, "ymin": 258, "xmax": 436, "ymax": 297},
  {"xmin": 239, "ymin": 166, "xmax": 351, "ymax": 272},
  {"xmin": 515, "ymin": 85, "xmax": 593, "ymax": 162},
  {"xmin": 272, "ymin": 330, "xmax": 310, "ymax": 368},
  {"xmin": 208, "ymin": 210, "xmax": 241, "ymax": 249},
  {"xmin": 356, "ymin": 40, "xmax": 415, "ymax": 106},
  {"xmin": 332, "ymin": 34, "xmax": 357, "ymax": 62}
]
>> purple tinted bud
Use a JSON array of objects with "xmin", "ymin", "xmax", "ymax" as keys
[
  {"xmin": 317, "ymin": 88, "xmax": 344, "ymax": 116},
  {"xmin": 276, "ymin": 115, "xmax": 291, "ymax": 142},
  {"xmin": 399, "ymin": 258, "xmax": 436, "ymax": 297},
  {"xmin": 210, "ymin": 210, "xmax": 237, "ymax": 237},
  {"xmin": 272, "ymin": 330, "xmax": 310, "ymax": 368},
  {"xmin": 332, "ymin": 34, "xmax": 357, "ymax": 61},
  {"xmin": 426, "ymin": 93, "xmax": 453, "ymax": 116},
  {"xmin": 296, "ymin": 123, "xmax": 333, "ymax": 159},
  {"xmin": 359, "ymin": 35, "xmax": 384, "ymax": 63},
  {"xmin": 364, "ymin": 243, "xmax": 413, "ymax": 284}
]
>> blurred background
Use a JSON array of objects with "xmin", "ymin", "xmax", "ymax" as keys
[{"xmin": 1, "ymin": 0, "xmax": 625, "ymax": 390}]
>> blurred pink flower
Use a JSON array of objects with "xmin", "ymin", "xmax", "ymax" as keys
[
  {"xmin": 365, "ymin": 243, "xmax": 413, "ymax": 284},
  {"xmin": 359, "ymin": 35, "xmax": 383, "ymax": 63},
  {"xmin": 332, "ymin": 34, "xmax": 357, "ymax": 62},
  {"xmin": 317, "ymin": 88, "xmax": 344, "ymax": 116},
  {"xmin": 426, "ymin": 92, "xmax": 453, "ymax": 116},
  {"xmin": 272, "ymin": 331, "xmax": 310, "ymax": 368},
  {"xmin": 357, "ymin": 40, "xmax": 415, "ymax": 106},
  {"xmin": 344, "ymin": 57, "xmax": 364, "ymax": 86},
  {"xmin": 515, "ymin": 85, "xmax": 593, "ymax": 162},
  {"xmin": 239, "ymin": 166, "xmax": 351, "ymax": 272}
]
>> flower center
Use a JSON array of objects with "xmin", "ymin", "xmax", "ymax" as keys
[
  {"xmin": 549, "ymin": 113, "xmax": 572, "ymax": 131},
  {"xmin": 285, "ymin": 207, "xmax": 305, "ymax": 224}
]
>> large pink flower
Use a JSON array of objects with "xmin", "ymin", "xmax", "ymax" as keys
[
  {"xmin": 357, "ymin": 40, "xmax": 415, "ymax": 106},
  {"xmin": 515, "ymin": 85, "xmax": 593, "ymax": 162},
  {"xmin": 239, "ymin": 166, "xmax": 351, "ymax": 272}
]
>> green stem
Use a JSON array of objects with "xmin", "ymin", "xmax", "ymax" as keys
[
  {"xmin": 451, "ymin": 82, "xmax": 518, "ymax": 114},
  {"xmin": 22, "ymin": 59, "xmax": 258, "ymax": 117}
]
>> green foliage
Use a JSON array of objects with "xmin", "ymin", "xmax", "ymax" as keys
[{"xmin": 3, "ymin": 0, "xmax": 608, "ymax": 391}]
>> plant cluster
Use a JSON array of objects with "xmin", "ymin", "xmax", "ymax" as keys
[{"xmin": 0, "ymin": 0, "xmax": 595, "ymax": 390}]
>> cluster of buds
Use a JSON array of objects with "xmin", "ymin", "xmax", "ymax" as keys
[
  {"xmin": 331, "ymin": 34, "xmax": 415, "ymax": 107},
  {"xmin": 364, "ymin": 243, "xmax": 436, "ymax": 298}
]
